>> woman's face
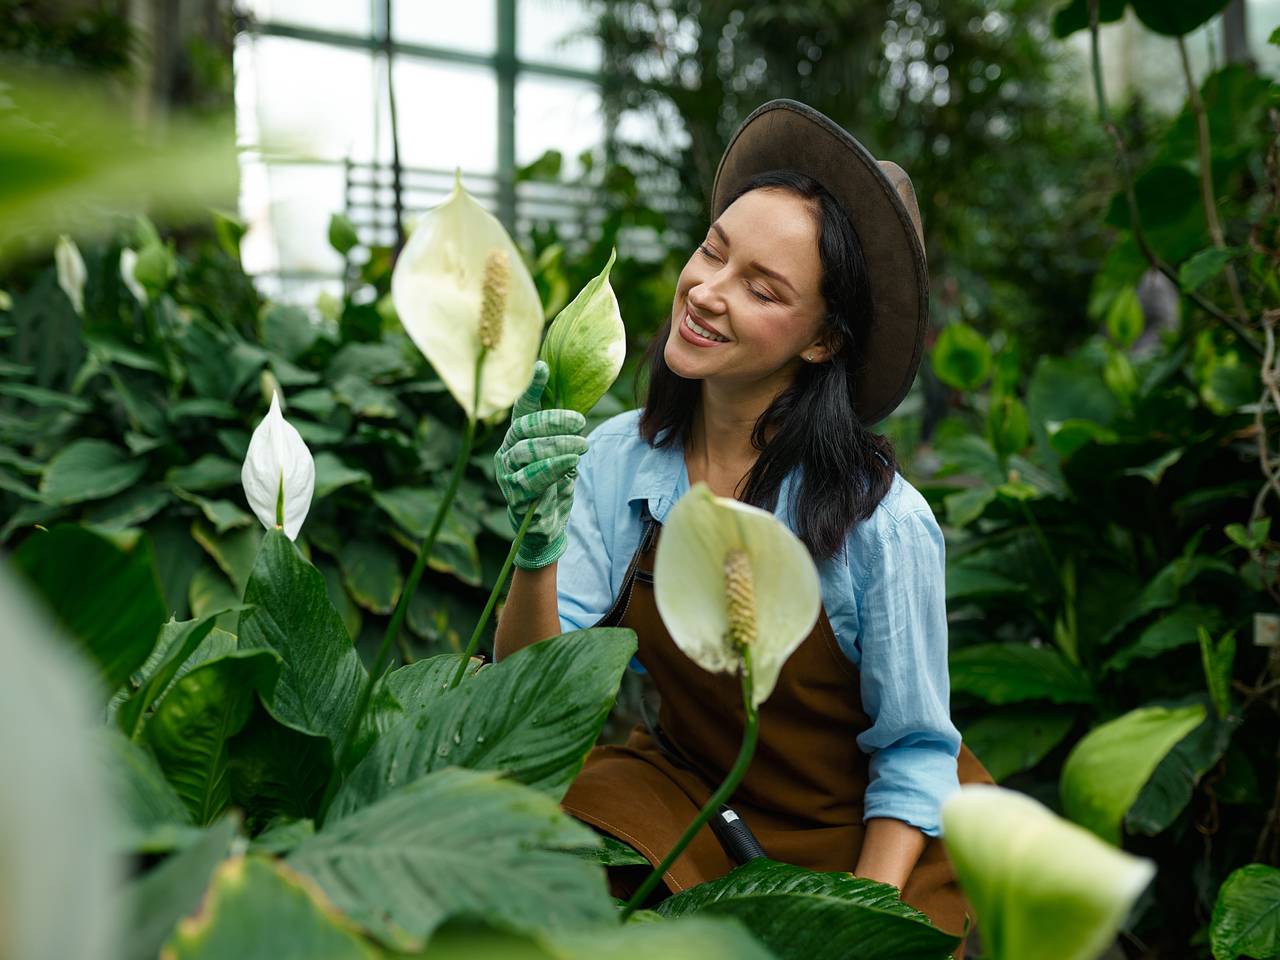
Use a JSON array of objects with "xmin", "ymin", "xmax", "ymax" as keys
[{"xmin": 664, "ymin": 187, "xmax": 831, "ymax": 385}]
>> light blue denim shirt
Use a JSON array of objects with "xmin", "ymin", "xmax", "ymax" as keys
[{"xmin": 557, "ymin": 409, "xmax": 962, "ymax": 838}]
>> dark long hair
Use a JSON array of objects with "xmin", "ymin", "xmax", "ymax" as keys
[{"xmin": 637, "ymin": 169, "xmax": 898, "ymax": 563}]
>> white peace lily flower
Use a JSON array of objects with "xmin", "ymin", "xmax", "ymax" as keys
[
  {"xmin": 941, "ymin": 784, "xmax": 1156, "ymax": 960},
  {"xmin": 241, "ymin": 390, "xmax": 315, "ymax": 541},
  {"xmin": 119, "ymin": 248, "xmax": 147, "ymax": 305},
  {"xmin": 391, "ymin": 171, "xmax": 543, "ymax": 422},
  {"xmin": 538, "ymin": 247, "xmax": 626, "ymax": 415},
  {"xmin": 54, "ymin": 235, "xmax": 86, "ymax": 315},
  {"xmin": 653, "ymin": 482, "xmax": 820, "ymax": 707}
]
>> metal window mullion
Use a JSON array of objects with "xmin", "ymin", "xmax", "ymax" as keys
[{"xmin": 496, "ymin": 0, "xmax": 517, "ymax": 231}]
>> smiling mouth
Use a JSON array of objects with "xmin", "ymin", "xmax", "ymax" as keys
[{"xmin": 683, "ymin": 309, "xmax": 730, "ymax": 343}]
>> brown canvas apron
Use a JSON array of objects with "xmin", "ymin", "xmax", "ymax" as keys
[{"xmin": 560, "ymin": 513, "xmax": 995, "ymax": 958}]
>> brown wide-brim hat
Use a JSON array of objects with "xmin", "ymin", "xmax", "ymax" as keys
[{"xmin": 711, "ymin": 99, "xmax": 928, "ymax": 426}]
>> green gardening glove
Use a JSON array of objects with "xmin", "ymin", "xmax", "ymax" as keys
[{"xmin": 495, "ymin": 360, "xmax": 589, "ymax": 569}]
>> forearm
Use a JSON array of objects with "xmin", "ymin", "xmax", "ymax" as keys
[
  {"xmin": 493, "ymin": 562, "xmax": 563, "ymax": 662},
  {"xmin": 853, "ymin": 817, "xmax": 928, "ymax": 891}
]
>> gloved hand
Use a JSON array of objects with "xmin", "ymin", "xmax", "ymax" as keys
[{"xmin": 495, "ymin": 360, "xmax": 589, "ymax": 569}]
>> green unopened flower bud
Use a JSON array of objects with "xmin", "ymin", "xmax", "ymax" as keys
[
  {"xmin": 723, "ymin": 549, "xmax": 757, "ymax": 651},
  {"xmin": 478, "ymin": 248, "xmax": 509, "ymax": 350}
]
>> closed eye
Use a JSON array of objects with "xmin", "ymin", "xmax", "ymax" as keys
[
  {"xmin": 700, "ymin": 245, "xmax": 775, "ymax": 303},
  {"xmin": 697, "ymin": 243, "xmax": 719, "ymax": 262}
]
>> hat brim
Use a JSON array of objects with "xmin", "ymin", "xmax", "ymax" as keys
[{"xmin": 711, "ymin": 99, "xmax": 928, "ymax": 426}]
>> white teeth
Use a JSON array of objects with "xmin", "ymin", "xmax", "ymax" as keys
[{"xmin": 686, "ymin": 313, "xmax": 728, "ymax": 342}]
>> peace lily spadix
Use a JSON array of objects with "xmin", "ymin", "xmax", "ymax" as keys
[
  {"xmin": 621, "ymin": 482, "xmax": 820, "ymax": 918},
  {"xmin": 391, "ymin": 170, "xmax": 543, "ymax": 423},
  {"xmin": 941, "ymin": 784, "xmax": 1156, "ymax": 960},
  {"xmin": 538, "ymin": 247, "xmax": 626, "ymax": 415},
  {"xmin": 241, "ymin": 390, "xmax": 315, "ymax": 541},
  {"xmin": 653, "ymin": 481, "xmax": 821, "ymax": 708}
]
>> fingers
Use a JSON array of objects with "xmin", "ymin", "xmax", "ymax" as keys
[
  {"xmin": 511, "ymin": 360, "xmax": 549, "ymax": 422},
  {"xmin": 497, "ymin": 435, "xmax": 588, "ymax": 471},
  {"xmin": 505, "ymin": 453, "xmax": 581, "ymax": 499},
  {"xmin": 505, "ymin": 408, "xmax": 586, "ymax": 443}
]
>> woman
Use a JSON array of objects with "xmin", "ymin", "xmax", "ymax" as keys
[{"xmin": 493, "ymin": 99, "xmax": 993, "ymax": 955}]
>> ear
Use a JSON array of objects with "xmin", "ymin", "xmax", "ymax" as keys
[{"xmin": 805, "ymin": 330, "xmax": 843, "ymax": 363}]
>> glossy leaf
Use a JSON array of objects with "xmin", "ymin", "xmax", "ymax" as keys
[
  {"xmin": 122, "ymin": 815, "xmax": 239, "ymax": 960},
  {"xmin": 162, "ymin": 856, "xmax": 380, "ymax": 960},
  {"xmin": 1198, "ymin": 626, "xmax": 1236, "ymax": 720},
  {"xmin": 539, "ymin": 247, "xmax": 626, "ymax": 414},
  {"xmin": 227, "ymin": 704, "xmax": 332, "ymax": 836},
  {"xmin": 12, "ymin": 523, "xmax": 166, "ymax": 695},
  {"xmin": 167, "ymin": 454, "xmax": 243, "ymax": 493},
  {"xmin": 656, "ymin": 858, "xmax": 958, "ymax": 960},
  {"xmin": 1210, "ymin": 864, "xmax": 1280, "ymax": 960},
  {"xmin": 39, "ymin": 437, "xmax": 147, "ymax": 505},
  {"xmin": 1060, "ymin": 702, "xmax": 1206, "ymax": 844},
  {"xmin": 117, "ymin": 610, "xmax": 233, "ymax": 739},
  {"xmin": 1102, "ymin": 604, "xmax": 1224, "ymax": 674},
  {"xmin": 949, "ymin": 643, "xmax": 1094, "ymax": 705},
  {"xmin": 330, "ymin": 628, "xmax": 636, "ymax": 818},
  {"xmin": 1126, "ymin": 699, "xmax": 1239, "ymax": 836},
  {"xmin": 961, "ymin": 706, "xmax": 1077, "ymax": 782},
  {"xmin": 237, "ymin": 528, "xmax": 366, "ymax": 747},
  {"xmin": 291, "ymin": 768, "xmax": 614, "ymax": 951},
  {"xmin": 144, "ymin": 649, "xmax": 282, "ymax": 825},
  {"xmin": 98, "ymin": 726, "xmax": 202, "ymax": 854},
  {"xmin": 337, "ymin": 536, "xmax": 402, "ymax": 614},
  {"xmin": 1130, "ymin": 0, "xmax": 1231, "ymax": 35}
]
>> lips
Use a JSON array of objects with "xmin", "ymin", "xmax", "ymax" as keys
[{"xmin": 683, "ymin": 308, "xmax": 729, "ymax": 342}]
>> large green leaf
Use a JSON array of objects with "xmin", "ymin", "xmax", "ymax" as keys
[
  {"xmin": 949, "ymin": 643, "xmax": 1094, "ymax": 705},
  {"xmin": 97, "ymin": 727, "xmax": 203, "ymax": 854},
  {"xmin": 931, "ymin": 322, "xmax": 992, "ymax": 391},
  {"xmin": 290, "ymin": 768, "xmax": 614, "ymax": 951},
  {"xmin": 12, "ymin": 523, "xmax": 166, "ymax": 694},
  {"xmin": 162, "ymin": 856, "xmax": 380, "ymax": 959},
  {"xmin": 1051, "ymin": 0, "xmax": 1125, "ymax": 38},
  {"xmin": 1060, "ymin": 703, "xmax": 1207, "ymax": 844},
  {"xmin": 144, "ymin": 649, "xmax": 282, "ymax": 825},
  {"xmin": 117, "ymin": 610, "xmax": 234, "ymax": 739},
  {"xmin": 330, "ymin": 628, "xmax": 636, "ymax": 818},
  {"xmin": 337, "ymin": 536, "xmax": 402, "ymax": 614},
  {"xmin": 166, "ymin": 454, "xmax": 242, "ymax": 493},
  {"xmin": 960, "ymin": 706, "xmax": 1077, "ymax": 782},
  {"xmin": 191, "ymin": 521, "xmax": 263, "ymax": 596},
  {"xmin": 1210, "ymin": 864, "xmax": 1280, "ymax": 960},
  {"xmin": 1102, "ymin": 604, "xmax": 1224, "ymax": 674},
  {"xmin": 428, "ymin": 915, "xmax": 779, "ymax": 960},
  {"xmin": 39, "ymin": 438, "xmax": 147, "ymax": 505},
  {"xmin": 1126, "ymin": 697, "xmax": 1239, "ymax": 836},
  {"xmin": 121, "ymin": 815, "xmax": 239, "ymax": 960},
  {"xmin": 312, "ymin": 450, "xmax": 370, "ymax": 500},
  {"xmin": 1130, "ymin": 0, "xmax": 1231, "ymax": 35},
  {"xmin": 227, "ymin": 704, "xmax": 332, "ymax": 835},
  {"xmin": 385, "ymin": 653, "xmax": 482, "ymax": 713},
  {"xmin": 656, "ymin": 858, "xmax": 959, "ymax": 960},
  {"xmin": 237, "ymin": 528, "xmax": 366, "ymax": 747},
  {"xmin": 374, "ymin": 486, "xmax": 482, "ymax": 586}
]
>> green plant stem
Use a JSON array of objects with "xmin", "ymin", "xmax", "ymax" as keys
[
  {"xmin": 449, "ymin": 503, "xmax": 537, "ymax": 689},
  {"xmin": 619, "ymin": 647, "xmax": 758, "ymax": 921},
  {"xmin": 1085, "ymin": 0, "xmax": 1261, "ymax": 354},
  {"xmin": 333, "ymin": 350, "xmax": 485, "ymax": 774}
]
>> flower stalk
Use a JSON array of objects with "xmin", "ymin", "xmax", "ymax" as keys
[
  {"xmin": 621, "ymin": 645, "xmax": 758, "ymax": 920},
  {"xmin": 619, "ymin": 549, "xmax": 761, "ymax": 919}
]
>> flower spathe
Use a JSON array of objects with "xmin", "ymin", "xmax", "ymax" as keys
[
  {"xmin": 119, "ymin": 249, "xmax": 147, "ymax": 305},
  {"xmin": 538, "ymin": 247, "xmax": 626, "ymax": 415},
  {"xmin": 391, "ymin": 171, "xmax": 543, "ymax": 422},
  {"xmin": 941, "ymin": 784, "xmax": 1156, "ymax": 960},
  {"xmin": 241, "ymin": 390, "xmax": 315, "ymax": 541},
  {"xmin": 653, "ymin": 482, "xmax": 820, "ymax": 707},
  {"xmin": 55, "ymin": 235, "xmax": 86, "ymax": 315}
]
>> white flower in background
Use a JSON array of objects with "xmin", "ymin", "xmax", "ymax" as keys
[
  {"xmin": 391, "ymin": 171, "xmax": 543, "ymax": 423},
  {"xmin": 241, "ymin": 391, "xmax": 315, "ymax": 541},
  {"xmin": 119, "ymin": 248, "xmax": 147, "ymax": 305},
  {"xmin": 54, "ymin": 235, "xmax": 86, "ymax": 315},
  {"xmin": 941, "ymin": 784, "xmax": 1156, "ymax": 960},
  {"xmin": 653, "ymin": 482, "xmax": 821, "ymax": 707},
  {"xmin": 538, "ymin": 247, "xmax": 626, "ymax": 415}
]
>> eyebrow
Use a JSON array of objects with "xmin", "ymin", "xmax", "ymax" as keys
[{"xmin": 709, "ymin": 222, "xmax": 797, "ymax": 296}]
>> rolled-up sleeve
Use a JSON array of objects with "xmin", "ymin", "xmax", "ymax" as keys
[
  {"xmin": 854, "ymin": 508, "xmax": 961, "ymax": 838},
  {"xmin": 556, "ymin": 437, "xmax": 612, "ymax": 633}
]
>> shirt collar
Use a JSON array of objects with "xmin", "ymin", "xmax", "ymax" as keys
[
  {"xmin": 626, "ymin": 425, "xmax": 798, "ymax": 526},
  {"xmin": 626, "ymin": 427, "xmax": 688, "ymax": 524}
]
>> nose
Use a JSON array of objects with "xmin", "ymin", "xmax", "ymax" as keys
[{"xmin": 687, "ymin": 273, "xmax": 728, "ymax": 319}]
